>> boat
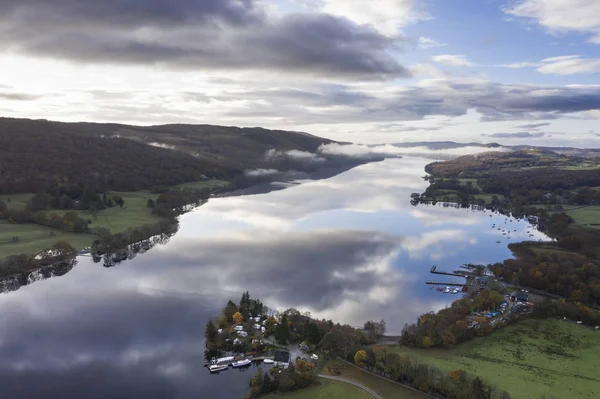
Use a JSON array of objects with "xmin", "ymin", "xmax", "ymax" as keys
[
  {"xmin": 263, "ymin": 359, "xmax": 274, "ymax": 364},
  {"xmin": 209, "ymin": 364, "xmax": 228, "ymax": 373},
  {"xmin": 496, "ymin": 240, "xmax": 501, "ymax": 243},
  {"xmin": 451, "ymin": 288, "xmax": 459, "ymax": 294},
  {"xmin": 436, "ymin": 287, "xmax": 444, "ymax": 292},
  {"xmin": 442, "ymin": 286, "xmax": 451, "ymax": 293},
  {"xmin": 231, "ymin": 359, "xmax": 252, "ymax": 368}
]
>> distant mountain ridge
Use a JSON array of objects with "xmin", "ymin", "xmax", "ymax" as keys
[
  {"xmin": 0, "ymin": 117, "xmax": 343, "ymax": 194},
  {"xmin": 392, "ymin": 141, "xmax": 599, "ymax": 157}
]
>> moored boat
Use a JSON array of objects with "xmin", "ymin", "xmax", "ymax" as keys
[
  {"xmin": 263, "ymin": 358, "xmax": 274, "ymax": 364},
  {"xmin": 231, "ymin": 359, "xmax": 252, "ymax": 368}
]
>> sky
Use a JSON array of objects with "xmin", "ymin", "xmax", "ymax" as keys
[{"xmin": 0, "ymin": 0, "xmax": 599, "ymax": 147}]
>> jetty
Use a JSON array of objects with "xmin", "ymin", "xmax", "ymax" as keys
[{"xmin": 430, "ymin": 265, "xmax": 467, "ymax": 278}]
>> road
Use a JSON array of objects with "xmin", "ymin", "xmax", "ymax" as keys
[{"xmin": 318, "ymin": 374, "xmax": 383, "ymax": 399}]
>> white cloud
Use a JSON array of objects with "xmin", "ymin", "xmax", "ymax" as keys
[
  {"xmin": 418, "ymin": 37, "xmax": 447, "ymax": 49},
  {"xmin": 537, "ymin": 55, "xmax": 600, "ymax": 75},
  {"xmin": 505, "ymin": 0, "xmax": 600, "ymax": 44},
  {"xmin": 410, "ymin": 63, "xmax": 448, "ymax": 78},
  {"xmin": 497, "ymin": 62, "xmax": 540, "ymax": 69},
  {"xmin": 245, "ymin": 168, "xmax": 280, "ymax": 177},
  {"xmin": 432, "ymin": 54, "xmax": 474, "ymax": 67},
  {"xmin": 498, "ymin": 55, "xmax": 600, "ymax": 75},
  {"xmin": 319, "ymin": 143, "xmax": 510, "ymax": 158},
  {"xmin": 319, "ymin": 0, "xmax": 430, "ymax": 36}
]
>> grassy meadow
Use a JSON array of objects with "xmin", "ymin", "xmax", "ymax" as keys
[
  {"xmin": 0, "ymin": 221, "xmax": 94, "ymax": 258},
  {"xmin": 266, "ymin": 379, "xmax": 373, "ymax": 399},
  {"xmin": 0, "ymin": 179, "xmax": 229, "ymax": 263},
  {"xmin": 563, "ymin": 205, "xmax": 600, "ymax": 229},
  {"xmin": 323, "ymin": 360, "xmax": 427, "ymax": 399},
  {"xmin": 387, "ymin": 319, "xmax": 600, "ymax": 399}
]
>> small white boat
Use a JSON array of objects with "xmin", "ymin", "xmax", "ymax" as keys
[
  {"xmin": 496, "ymin": 240, "xmax": 501, "ymax": 243},
  {"xmin": 231, "ymin": 359, "xmax": 252, "ymax": 368},
  {"xmin": 263, "ymin": 359, "xmax": 274, "ymax": 364},
  {"xmin": 451, "ymin": 288, "xmax": 459, "ymax": 294},
  {"xmin": 209, "ymin": 364, "xmax": 228, "ymax": 373},
  {"xmin": 443, "ymin": 286, "xmax": 451, "ymax": 293}
]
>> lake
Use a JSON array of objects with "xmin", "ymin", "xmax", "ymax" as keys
[{"xmin": 0, "ymin": 156, "xmax": 549, "ymax": 399}]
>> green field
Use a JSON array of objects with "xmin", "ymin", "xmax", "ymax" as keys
[
  {"xmin": 387, "ymin": 319, "xmax": 600, "ymax": 399},
  {"xmin": 323, "ymin": 360, "xmax": 426, "ymax": 399},
  {"xmin": 0, "ymin": 179, "xmax": 229, "ymax": 263},
  {"xmin": 0, "ymin": 193, "xmax": 35, "ymax": 210},
  {"xmin": 563, "ymin": 206, "xmax": 600, "ymax": 229},
  {"xmin": 266, "ymin": 379, "xmax": 373, "ymax": 399},
  {"xmin": 0, "ymin": 221, "xmax": 94, "ymax": 259}
]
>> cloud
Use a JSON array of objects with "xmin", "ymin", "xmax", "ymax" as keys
[
  {"xmin": 244, "ymin": 168, "xmax": 280, "ymax": 177},
  {"xmin": 319, "ymin": 143, "xmax": 510, "ymax": 159},
  {"xmin": 319, "ymin": 0, "xmax": 430, "ymax": 36},
  {"xmin": 418, "ymin": 37, "xmax": 447, "ymax": 49},
  {"xmin": 0, "ymin": 0, "xmax": 410, "ymax": 80},
  {"xmin": 496, "ymin": 61, "xmax": 540, "ymax": 69},
  {"xmin": 265, "ymin": 149, "xmax": 326, "ymax": 163},
  {"xmin": 536, "ymin": 55, "xmax": 600, "ymax": 75},
  {"xmin": 504, "ymin": 0, "xmax": 600, "ymax": 44},
  {"xmin": 515, "ymin": 122, "xmax": 551, "ymax": 129},
  {"xmin": 432, "ymin": 54, "xmax": 474, "ymax": 67},
  {"xmin": 497, "ymin": 55, "xmax": 600, "ymax": 75},
  {"xmin": 482, "ymin": 132, "xmax": 548, "ymax": 138},
  {"xmin": 0, "ymin": 92, "xmax": 40, "ymax": 101}
]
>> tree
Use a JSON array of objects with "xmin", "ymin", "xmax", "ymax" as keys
[
  {"xmin": 354, "ymin": 350, "xmax": 367, "ymax": 367},
  {"xmin": 233, "ymin": 311, "xmax": 244, "ymax": 324},
  {"xmin": 364, "ymin": 319, "xmax": 386, "ymax": 340},
  {"xmin": 275, "ymin": 314, "xmax": 291, "ymax": 344},
  {"xmin": 147, "ymin": 199, "xmax": 155, "ymax": 208},
  {"xmin": 51, "ymin": 241, "xmax": 75, "ymax": 259},
  {"xmin": 223, "ymin": 300, "xmax": 238, "ymax": 321},
  {"xmin": 0, "ymin": 200, "xmax": 7, "ymax": 214},
  {"xmin": 113, "ymin": 195, "xmax": 125, "ymax": 208},
  {"xmin": 204, "ymin": 319, "xmax": 218, "ymax": 343},
  {"xmin": 265, "ymin": 316, "xmax": 277, "ymax": 335}
]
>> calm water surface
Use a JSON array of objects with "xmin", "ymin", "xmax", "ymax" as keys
[{"xmin": 0, "ymin": 157, "xmax": 548, "ymax": 398}]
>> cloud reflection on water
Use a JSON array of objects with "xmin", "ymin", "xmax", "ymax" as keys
[{"xmin": 0, "ymin": 156, "xmax": 549, "ymax": 398}]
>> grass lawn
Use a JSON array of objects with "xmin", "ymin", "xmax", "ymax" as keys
[
  {"xmin": 387, "ymin": 319, "xmax": 600, "ymax": 399},
  {"xmin": 54, "ymin": 190, "xmax": 167, "ymax": 234},
  {"xmin": 564, "ymin": 206, "xmax": 600, "ymax": 229},
  {"xmin": 266, "ymin": 379, "xmax": 373, "ymax": 399},
  {"xmin": 0, "ymin": 193, "xmax": 34, "ymax": 210},
  {"xmin": 0, "ymin": 221, "xmax": 94, "ymax": 259},
  {"xmin": 323, "ymin": 360, "xmax": 426, "ymax": 399},
  {"xmin": 0, "ymin": 181, "xmax": 229, "ymax": 263}
]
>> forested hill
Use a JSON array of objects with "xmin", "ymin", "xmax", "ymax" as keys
[{"xmin": 0, "ymin": 117, "xmax": 335, "ymax": 194}]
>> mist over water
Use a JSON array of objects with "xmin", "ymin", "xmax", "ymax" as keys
[{"xmin": 0, "ymin": 157, "xmax": 548, "ymax": 399}]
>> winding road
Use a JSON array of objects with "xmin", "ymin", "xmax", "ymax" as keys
[{"xmin": 318, "ymin": 374, "xmax": 383, "ymax": 399}]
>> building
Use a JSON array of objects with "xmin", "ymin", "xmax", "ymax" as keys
[
  {"xmin": 273, "ymin": 350, "xmax": 291, "ymax": 368},
  {"xmin": 511, "ymin": 292, "xmax": 528, "ymax": 302}
]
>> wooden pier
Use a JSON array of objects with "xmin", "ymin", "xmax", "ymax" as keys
[
  {"xmin": 426, "ymin": 281, "xmax": 471, "ymax": 287},
  {"xmin": 430, "ymin": 265, "xmax": 467, "ymax": 278}
]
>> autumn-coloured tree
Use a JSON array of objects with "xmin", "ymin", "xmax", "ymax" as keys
[
  {"xmin": 233, "ymin": 311, "xmax": 244, "ymax": 324},
  {"xmin": 354, "ymin": 350, "xmax": 367, "ymax": 367}
]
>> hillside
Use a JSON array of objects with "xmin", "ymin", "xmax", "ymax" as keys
[{"xmin": 0, "ymin": 118, "xmax": 337, "ymax": 194}]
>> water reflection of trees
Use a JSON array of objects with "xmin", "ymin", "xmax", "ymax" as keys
[
  {"xmin": 0, "ymin": 229, "xmax": 177, "ymax": 294},
  {"xmin": 94, "ymin": 229, "xmax": 177, "ymax": 268}
]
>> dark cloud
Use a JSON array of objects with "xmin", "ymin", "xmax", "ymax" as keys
[
  {"xmin": 207, "ymin": 80, "xmax": 600, "ymax": 125},
  {"xmin": 483, "ymin": 132, "xmax": 548, "ymax": 139},
  {"xmin": 0, "ymin": 0, "xmax": 409, "ymax": 79},
  {"xmin": 515, "ymin": 122, "xmax": 551, "ymax": 129},
  {"xmin": 0, "ymin": 92, "xmax": 39, "ymax": 101}
]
